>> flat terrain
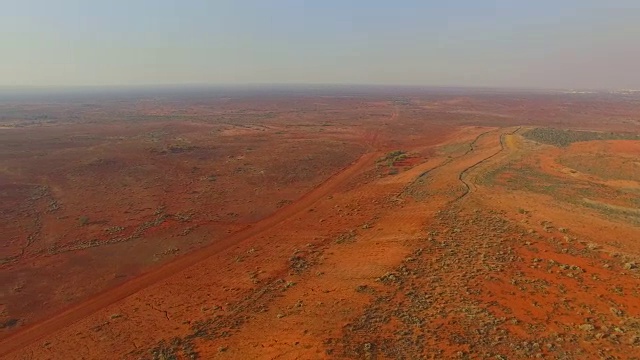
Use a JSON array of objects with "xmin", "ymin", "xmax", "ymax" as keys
[{"xmin": 1, "ymin": 88, "xmax": 640, "ymax": 359}]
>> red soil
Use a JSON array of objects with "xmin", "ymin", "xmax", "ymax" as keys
[{"xmin": 2, "ymin": 91, "xmax": 640, "ymax": 359}]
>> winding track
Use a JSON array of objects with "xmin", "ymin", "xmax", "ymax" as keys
[
  {"xmin": 399, "ymin": 129, "xmax": 496, "ymax": 197},
  {"xmin": 0, "ymin": 150, "xmax": 379, "ymax": 357},
  {"xmin": 452, "ymin": 127, "xmax": 521, "ymax": 202}
]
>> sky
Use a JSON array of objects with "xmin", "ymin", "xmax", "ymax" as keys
[{"xmin": 1, "ymin": 0, "xmax": 640, "ymax": 89}]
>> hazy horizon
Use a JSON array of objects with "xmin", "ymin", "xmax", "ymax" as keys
[
  {"xmin": 3, "ymin": 1, "xmax": 640, "ymax": 89},
  {"xmin": 0, "ymin": 82, "xmax": 634, "ymax": 91}
]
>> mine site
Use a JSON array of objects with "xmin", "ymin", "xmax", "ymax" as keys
[{"xmin": 1, "ymin": 88, "xmax": 639, "ymax": 359}]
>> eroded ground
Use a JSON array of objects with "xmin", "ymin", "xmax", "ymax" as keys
[{"xmin": 1, "ymin": 90, "xmax": 640, "ymax": 359}]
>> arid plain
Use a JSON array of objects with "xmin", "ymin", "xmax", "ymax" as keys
[{"xmin": 1, "ymin": 88, "xmax": 639, "ymax": 359}]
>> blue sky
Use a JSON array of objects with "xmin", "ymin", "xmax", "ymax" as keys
[{"xmin": 2, "ymin": 0, "xmax": 639, "ymax": 89}]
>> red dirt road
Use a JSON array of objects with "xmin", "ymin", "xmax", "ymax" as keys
[{"xmin": 0, "ymin": 150, "xmax": 379, "ymax": 357}]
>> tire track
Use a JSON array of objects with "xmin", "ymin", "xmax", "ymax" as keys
[
  {"xmin": 451, "ymin": 127, "xmax": 521, "ymax": 203},
  {"xmin": 400, "ymin": 129, "xmax": 495, "ymax": 196}
]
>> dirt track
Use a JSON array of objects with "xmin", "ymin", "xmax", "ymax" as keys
[
  {"xmin": 454, "ymin": 127, "xmax": 521, "ymax": 202},
  {"xmin": 0, "ymin": 150, "xmax": 379, "ymax": 357}
]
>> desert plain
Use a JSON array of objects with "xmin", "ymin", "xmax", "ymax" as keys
[{"xmin": 1, "ymin": 87, "xmax": 640, "ymax": 359}]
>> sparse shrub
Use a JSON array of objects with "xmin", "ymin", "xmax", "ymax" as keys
[
  {"xmin": 104, "ymin": 225, "xmax": 125, "ymax": 234},
  {"xmin": 0, "ymin": 318, "xmax": 18, "ymax": 329},
  {"xmin": 523, "ymin": 128, "xmax": 640, "ymax": 147},
  {"xmin": 290, "ymin": 255, "xmax": 309, "ymax": 274},
  {"xmin": 174, "ymin": 212, "xmax": 192, "ymax": 222},
  {"xmin": 78, "ymin": 215, "xmax": 89, "ymax": 226},
  {"xmin": 377, "ymin": 150, "xmax": 406, "ymax": 164},
  {"xmin": 335, "ymin": 231, "xmax": 356, "ymax": 244}
]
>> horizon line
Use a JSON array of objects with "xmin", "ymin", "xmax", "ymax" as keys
[{"xmin": 0, "ymin": 82, "xmax": 635, "ymax": 93}]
